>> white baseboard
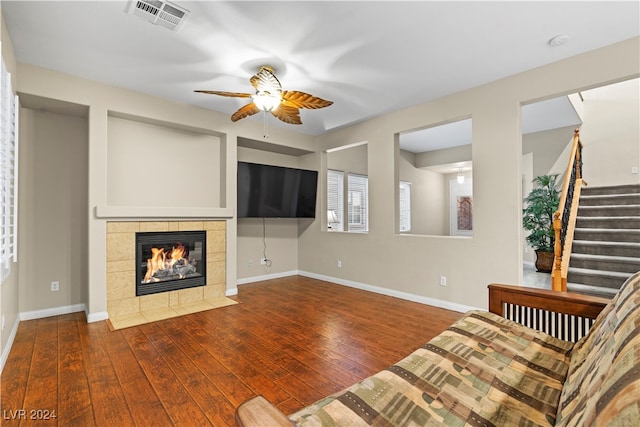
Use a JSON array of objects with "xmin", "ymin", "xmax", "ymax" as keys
[
  {"xmin": 86, "ymin": 311, "xmax": 108, "ymax": 323},
  {"xmin": 0, "ymin": 316, "xmax": 20, "ymax": 374},
  {"xmin": 237, "ymin": 270, "xmax": 299, "ymax": 286},
  {"xmin": 299, "ymin": 271, "xmax": 481, "ymax": 314},
  {"xmin": 226, "ymin": 287, "xmax": 238, "ymax": 297},
  {"xmin": 20, "ymin": 303, "xmax": 86, "ymax": 321}
]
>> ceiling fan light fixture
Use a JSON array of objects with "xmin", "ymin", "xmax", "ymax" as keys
[
  {"xmin": 252, "ymin": 93, "xmax": 281, "ymax": 111},
  {"xmin": 195, "ymin": 65, "xmax": 332, "ymax": 125}
]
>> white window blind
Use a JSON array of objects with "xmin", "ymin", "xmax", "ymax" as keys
[
  {"xmin": 327, "ymin": 169, "xmax": 344, "ymax": 231},
  {"xmin": 347, "ymin": 173, "xmax": 368, "ymax": 232},
  {"xmin": 1, "ymin": 56, "xmax": 18, "ymax": 283},
  {"xmin": 399, "ymin": 181, "xmax": 411, "ymax": 232}
]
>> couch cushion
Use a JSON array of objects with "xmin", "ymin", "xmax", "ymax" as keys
[
  {"xmin": 291, "ymin": 310, "xmax": 573, "ymax": 426},
  {"xmin": 556, "ymin": 271, "xmax": 640, "ymax": 426}
]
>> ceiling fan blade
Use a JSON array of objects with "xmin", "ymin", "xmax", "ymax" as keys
[
  {"xmin": 231, "ymin": 103, "xmax": 261, "ymax": 122},
  {"xmin": 250, "ymin": 66, "xmax": 282, "ymax": 94},
  {"xmin": 194, "ymin": 90, "xmax": 252, "ymax": 98},
  {"xmin": 271, "ymin": 104, "xmax": 302, "ymax": 125},
  {"xmin": 281, "ymin": 91, "xmax": 333, "ymax": 109}
]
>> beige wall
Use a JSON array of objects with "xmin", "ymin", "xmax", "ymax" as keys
[
  {"xmin": 106, "ymin": 116, "xmax": 223, "ymax": 208},
  {"xmin": 523, "ymin": 125, "xmax": 577, "ymax": 179},
  {"xmin": 398, "ymin": 150, "xmax": 446, "ymax": 235},
  {"xmin": 18, "ymin": 109, "xmax": 88, "ymax": 313},
  {"xmin": 327, "ymin": 143, "xmax": 368, "ymax": 175},
  {"xmin": 581, "ymin": 78, "xmax": 640, "ymax": 187},
  {"xmin": 299, "ymin": 37, "xmax": 640, "ymax": 311},
  {"xmin": 415, "ymin": 144, "xmax": 472, "ymax": 168},
  {"xmin": 237, "ymin": 218, "xmax": 301, "ymax": 280}
]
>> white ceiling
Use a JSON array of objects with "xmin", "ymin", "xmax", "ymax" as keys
[{"xmin": 3, "ymin": 1, "xmax": 638, "ymax": 137}]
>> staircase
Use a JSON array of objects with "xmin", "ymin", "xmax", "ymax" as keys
[{"xmin": 567, "ymin": 184, "xmax": 640, "ymax": 298}]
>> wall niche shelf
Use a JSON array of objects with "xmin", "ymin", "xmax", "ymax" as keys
[{"xmin": 94, "ymin": 206, "xmax": 233, "ymax": 220}]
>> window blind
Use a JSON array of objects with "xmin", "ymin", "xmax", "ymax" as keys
[
  {"xmin": 327, "ymin": 169, "xmax": 344, "ymax": 231},
  {"xmin": 1, "ymin": 56, "xmax": 18, "ymax": 283},
  {"xmin": 347, "ymin": 173, "xmax": 368, "ymax": 232},
  {"xmin": 399, "ymin": 181, "xmax": 411, "ymax": 232}
]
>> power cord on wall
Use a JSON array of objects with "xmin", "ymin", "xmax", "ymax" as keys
[{"xmin": 262, "ymin": 217, "xmax": 272, "ymax": 269}]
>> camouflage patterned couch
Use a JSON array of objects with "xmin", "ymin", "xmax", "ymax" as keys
[{"xmin": 236, "ymin": 271, "xmax": 640, "ymax": 426}]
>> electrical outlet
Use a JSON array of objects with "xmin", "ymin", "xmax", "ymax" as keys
[
  {"xmin": 260, "ymin": 258, "xmax": 267, "ymax": 265},
  {"xmin": 632, "ymin": 166, "xmax": 639, "ymax": 174},
  {"xmin": 337, "ymin": 260, "xmax": 342, "ymax": 268},
  {"xmin": 1, "ymin": 315, "xmax": 5, "ymax": 332},
  {"xmin": 51, "ymin": 281, "xmax": 60, "ymax": 292},
  {"xmin": 440, "ymin": 276, "xmax": 447, "ymax": 287}
]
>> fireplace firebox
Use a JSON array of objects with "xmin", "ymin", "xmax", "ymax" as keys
[{"xmin": 135, "ymin": 231, "xmax": 207, "ymax": 296}]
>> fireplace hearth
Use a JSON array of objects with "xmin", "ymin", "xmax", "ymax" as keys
[{"xmin": 135, "ymin": 230, "xmax": 207, "ymax": 296}]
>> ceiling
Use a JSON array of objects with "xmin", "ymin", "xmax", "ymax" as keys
[{"xmin": 3, "ymin": 1, "xmax": 639, "ymax": 137}]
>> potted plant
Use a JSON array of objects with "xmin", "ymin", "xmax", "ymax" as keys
[{"xmin": 523, "ymin": 174, "xmax": 561, "ymax": 272}]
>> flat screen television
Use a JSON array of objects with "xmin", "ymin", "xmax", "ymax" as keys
[{"xmin": 237, "ymin": 162, "xmax": 318, "ymax": 218}]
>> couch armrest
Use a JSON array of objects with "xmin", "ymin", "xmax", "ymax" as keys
[
  {"xmin": 488, "ymin": 283, "xmax": 609, "ymax": 318},
  {"xmin": 488, "ymin": 283, "xmax": 610, "ymax": 342},
  {"xmin": 236, "ymin": 395, "xmax": 295, "ymax": 427}
]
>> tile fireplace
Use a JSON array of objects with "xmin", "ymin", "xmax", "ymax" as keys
[{"xmin": 106, "ymin": 220, "xmax": 228, "ymax": 327}]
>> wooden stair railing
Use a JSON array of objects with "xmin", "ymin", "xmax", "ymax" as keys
[{"xmin": 552, "ymin": 129, "xmax": 586, "ymax": 291}]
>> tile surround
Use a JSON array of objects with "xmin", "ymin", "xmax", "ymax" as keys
[{"xmin": 106, "ymin": 220, "xmax": 233, "ymax": 329}]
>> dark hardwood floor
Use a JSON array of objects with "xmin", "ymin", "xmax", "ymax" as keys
[{"xmin": 1, "ymin": 276, "xmax": 463, "ymax": 426}]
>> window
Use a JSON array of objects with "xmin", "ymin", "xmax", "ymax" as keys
[
  {"xmin": 327, "ymin": 170, "xmax": 369, "ymax": 233},
  {"xmin": 347, "ymin": 173, "xmax": 368, "ymax": 232},
  {"xmin": 397, "ymin": 117, "xmax": 472, "ymax": 236},
  {"xmin": 327, "ymin": 169, "xmax": 344, "ymax": 231},
  {"xmin": 399, "ymin": 181, "xmax": 411, "ymax": 232},
  {"xmin": 1, "ymin": 57, "xmax": 18, "ymax": 283},
  {"xmin": 326, "ymin": 142, "xmax": 368, "ymax": 233}
]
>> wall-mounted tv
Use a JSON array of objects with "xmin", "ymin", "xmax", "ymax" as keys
[{"xmin": 237, "ymin": 162, "xmax": 318, "ymax": 218}]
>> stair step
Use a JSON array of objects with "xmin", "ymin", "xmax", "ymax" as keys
[
  {"xmin": 566, "ymin": 282, "xmax": 618, "ymax": 299},
  {"xmin": 579, "ymin": 194, "xmax": 640, "ymax": 206},
  {"xmin": 567, "ymin": 267, "xmax": 632, "ymax": 290},
  {"xmin": 575, "ymin": 216, "xmax": 640, "ymax": 229},
  {"xmin": 569, "ymin": 253, "xmax": 640, "ymax": 273},
  {"xmin": 572, "ymin": 240, "xmax": 640, "ymax": 257},
  {"xmin": 574, "ymin": 228, "xmax": 640, "ymax": 243},
  {"xmin": 562, "ymin": 184, "xmax": 640, "ymax": 297},
  {"xmin": 581, "ymin": 184, "xmax": 640, "ymax": 196},
  {"xmin": 577, "ymin": 204, "xmax": 640, "ymax": 217}
]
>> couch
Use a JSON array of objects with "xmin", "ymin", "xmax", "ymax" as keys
[{"xmin": 236, "ymin": 271, "xmax": 640, "ymax": 426}]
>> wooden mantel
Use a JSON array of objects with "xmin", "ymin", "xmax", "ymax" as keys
[{"xmin": 94, "ymin": 205, "xmax": 234, "ymax": 220}]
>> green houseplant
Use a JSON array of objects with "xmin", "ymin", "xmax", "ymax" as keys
[{"xmin": 523, "ymin": 174, "xmax": 561, "ymax": 272}]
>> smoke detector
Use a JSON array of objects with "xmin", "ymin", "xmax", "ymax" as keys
[
  {"xmin": 548, "ymin": 34, "xmax": 570, "ymax": 47},
  {"xmin": 125, "ymin": 0, "xmax": 190, "ymax": 32}
]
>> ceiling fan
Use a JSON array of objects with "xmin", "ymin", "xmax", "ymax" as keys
[{"xmin": 195, "ymin": 66, "xmax": 333, "ymax": 125}]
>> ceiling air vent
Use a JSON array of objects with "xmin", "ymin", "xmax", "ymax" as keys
[{"xmin": 125, "ymin": 0, "xmax": 189, "ymax": 32}]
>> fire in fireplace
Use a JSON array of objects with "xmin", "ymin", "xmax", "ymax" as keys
[{"xmin": 135, "ymin": 231, "xmax": 207, "ymax": 296}]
